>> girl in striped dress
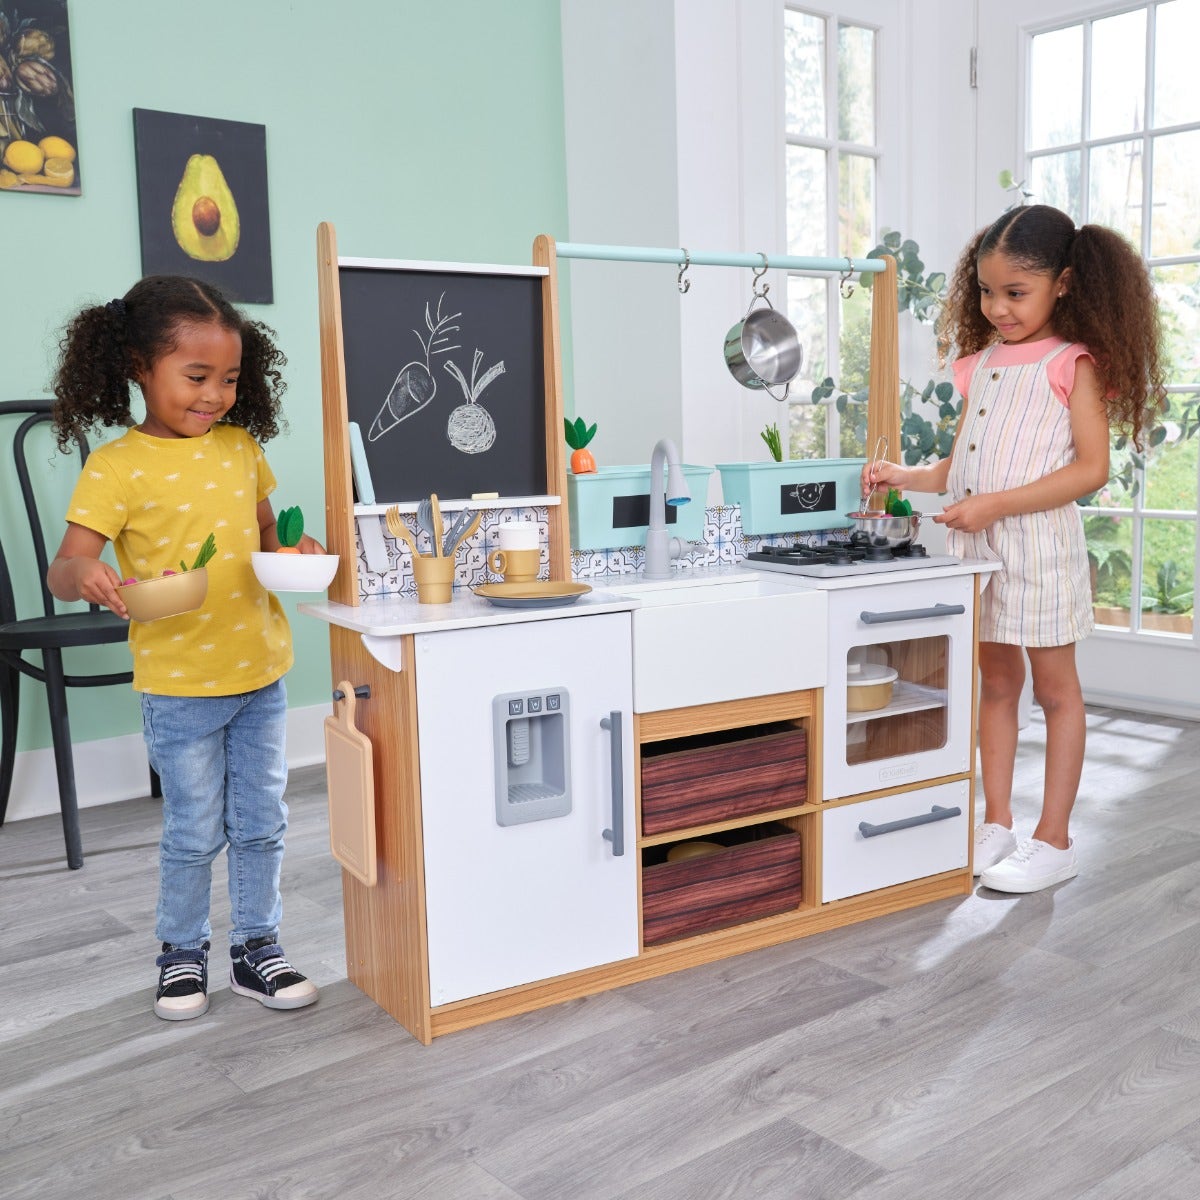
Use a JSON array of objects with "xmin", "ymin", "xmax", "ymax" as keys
[{"xmin": 866, "ymin": 204, "xmax": 1164, "ymax": 893}]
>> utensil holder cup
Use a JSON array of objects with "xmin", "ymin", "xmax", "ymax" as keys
[{"xmin": 413, "ymin": 554, "xmax": 455, "ymax": 604}]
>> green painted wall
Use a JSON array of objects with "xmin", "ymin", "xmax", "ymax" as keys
[{"xmin": 3, "ymin": 0, "xmax": 569, "ymax": 751}]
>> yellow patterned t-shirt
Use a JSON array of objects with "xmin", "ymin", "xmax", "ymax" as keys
[{"xmin": 66, "ymin": 424, "xmax": 294, "ymax": 696}]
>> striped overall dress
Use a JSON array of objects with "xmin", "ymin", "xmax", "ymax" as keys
[{"xmin": 946, "ymin": 342, "xmax": 1094, "ymax": 647}]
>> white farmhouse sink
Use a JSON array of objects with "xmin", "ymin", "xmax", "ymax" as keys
[{"xmin": 599, "ymin": 571, "xmax": 828, "ymax": 712}]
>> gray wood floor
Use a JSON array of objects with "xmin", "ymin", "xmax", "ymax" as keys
[{"xmin": 3, "ymin": 705, "xmax": 1200, "ymax": 1200}]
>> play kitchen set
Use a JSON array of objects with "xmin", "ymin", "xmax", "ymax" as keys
[{"xmin": 303, "ymin": 224, "xmax": 999, "ymax": 1044}]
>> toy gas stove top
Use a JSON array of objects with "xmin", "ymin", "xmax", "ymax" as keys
[{"xmin": 743, "ymin": 535, "xmax": 961, "ymax": 579}]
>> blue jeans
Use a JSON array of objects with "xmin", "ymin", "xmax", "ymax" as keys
[{"xmin": 141, "ymin": 679, "xmax": 289, "ymax": 949}]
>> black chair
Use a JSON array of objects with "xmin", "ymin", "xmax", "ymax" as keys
[{"xmin": 0, "ymin": 400, "xmax": 160, "ymax": 869}]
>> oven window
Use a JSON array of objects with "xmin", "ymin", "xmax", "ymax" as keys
[{"xmin": 845, "ymin": 636, "xmax": 948, "ymax": 766}]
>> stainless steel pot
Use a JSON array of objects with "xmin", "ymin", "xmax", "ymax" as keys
[
  {"xmin": 844, "ymin": 511, "xmax": 925, "ymax": 549},
  {"xmin": 724, "ymin": 296, "xmax": 803, "ymax": 401}
]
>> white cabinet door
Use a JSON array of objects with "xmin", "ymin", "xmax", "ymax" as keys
[
  {"xmin": 822, "ymin": 778, "xmax": 970, "ymax": 903},
  {"xmin": 415, "ymin": 613, "xmax": 638, "ymax": 1006}
]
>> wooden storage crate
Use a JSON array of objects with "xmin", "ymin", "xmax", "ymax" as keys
[
  {"xmin": 640, "ymin": 724, "xmax": 807, "ymax": 836},
  {"xmin": 641, "ymin": 826, "xmax": 803, "ymax": 946}
]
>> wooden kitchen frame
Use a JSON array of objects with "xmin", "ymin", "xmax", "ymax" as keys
[{"xmin": 316, "ymin": 225, "xmax": 973, "ymax": 1045}]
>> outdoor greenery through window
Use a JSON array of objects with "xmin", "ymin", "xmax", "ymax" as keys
[
  {"xmin": 1029, "ymin": 2, "xmax": 1198, "ymax": 637},
  {"xmin": 783, "ymin": 6, "xmax": 877, "ymax": 462}
]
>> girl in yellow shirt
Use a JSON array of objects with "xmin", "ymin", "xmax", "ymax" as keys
[{"xmin": 48, "ymin": 275, "xmax": 324, "ymax": 1021}]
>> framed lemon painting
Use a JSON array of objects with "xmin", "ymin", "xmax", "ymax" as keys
[
  {"xmin": 0, "ymin": 0, "xmax": 81, "ymax": 195},
  {"xmin": 132, "ymin": 108, "xmax": 273, "ymax": 304}
]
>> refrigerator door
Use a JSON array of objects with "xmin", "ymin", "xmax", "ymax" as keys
[{"xmin": 415, "ymin": 612, "xmax": 637, "ymax": 1006}]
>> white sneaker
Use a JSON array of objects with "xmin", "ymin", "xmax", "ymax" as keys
[
  {"xmin": 973, "ymin": 822, "xmax": 1017, "ymax": 875},
  {"xmin": 980, "ymin": 837, "xmax": 1078, "ymax": 894}
]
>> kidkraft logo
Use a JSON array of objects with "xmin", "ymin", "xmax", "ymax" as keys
[{"xmin": 878, "ymin": 762, "xmax": 918, "ymax": 783}]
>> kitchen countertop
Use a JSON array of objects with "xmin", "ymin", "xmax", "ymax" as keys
[{"xmin": 298, "ymin": 564, "xmax": 816, "ymax": 638}]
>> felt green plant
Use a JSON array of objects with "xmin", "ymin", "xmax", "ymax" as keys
[
  {"xmin": 179, "ymin": 532, "xmax": 217, "ymax": 573},
  {"xmin": 760, "ymin": 422, "xmax": 783, "ymax": 462},
  {"xmin": 276, "ymin": 506, "xmax": 304, "ymax": 549}
]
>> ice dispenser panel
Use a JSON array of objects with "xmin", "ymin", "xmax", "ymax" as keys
[{"xmin": 492, "ymin": 690, "xmax": 572, "ymax": 826}]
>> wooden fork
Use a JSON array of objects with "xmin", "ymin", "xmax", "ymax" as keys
[{"xmin": 384, "ymin": 505, "xmax": 422, "ymax": 557}]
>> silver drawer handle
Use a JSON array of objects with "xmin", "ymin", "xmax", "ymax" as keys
[
  {"xmin": 860, "ymin": 603, "xmax": 965, "ymax": 624},
  {"xmin": 858, "ymin": 804, "xmax": 961, "ymax": 838}
]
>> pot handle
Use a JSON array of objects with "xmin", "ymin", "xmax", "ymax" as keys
[{"xmin": 762, "ymin": 380, "xmax": 791, "ymax": 402}]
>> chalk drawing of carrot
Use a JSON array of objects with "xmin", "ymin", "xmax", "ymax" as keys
[{"xmin": 368, "ymin": 293, "xmax": 461, "ymax": 442}]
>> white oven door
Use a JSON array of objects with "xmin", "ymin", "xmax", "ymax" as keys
[{"xmin": 823, "ymin": 574, "xmax": 975, "ymax": 801}]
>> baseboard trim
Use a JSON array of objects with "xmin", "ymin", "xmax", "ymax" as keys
[
  {"xmin": 1082, "ymin": 688, "xmax": 1200, "ymax": 723},
  {"xmin": 3, "ymin": 704, "xmax": 328, "ymax": 823}
]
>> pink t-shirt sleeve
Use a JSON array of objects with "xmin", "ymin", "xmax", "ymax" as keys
[
  {"xmin": 952, "ymin": 350, "xmax": 983, "ymax": 401},
  {"xmin": 1046, "ymin": 344, "xmax": 1094, "ymax": 407}
]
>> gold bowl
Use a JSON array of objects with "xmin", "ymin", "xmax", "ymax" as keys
[{"xmin": 117, "ymin": 568, "xmax": 208, "ymax": 622}]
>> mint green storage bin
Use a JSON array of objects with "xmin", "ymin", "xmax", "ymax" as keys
[
  {"xmin": 716, "ymin": 458, "xmax": 866, "ymax": 535},
  {"xmin": 567, "ymin": 465, "xmax": 713, "ymax": 551}
]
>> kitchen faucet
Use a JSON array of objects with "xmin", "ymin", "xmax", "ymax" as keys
[{"xmin": 643, "ymin": 437, "xmax": 691, "ymax": 579}]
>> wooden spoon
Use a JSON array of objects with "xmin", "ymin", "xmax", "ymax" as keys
[{"xmin": 430, "ymin": 494, "xmax": 444, "ymax": 557}]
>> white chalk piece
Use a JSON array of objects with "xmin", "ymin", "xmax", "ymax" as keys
[
  {"xmin": 471, "ymin": 491, "xmax": 500, "ymax": 500},
  {"xmin": 348, "ymin": 421, "xmax": 375, "ymax": 505}
]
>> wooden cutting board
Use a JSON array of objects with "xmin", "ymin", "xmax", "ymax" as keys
[{"xmin": 323, "ymin": 681, "xmax": 377, "ymax": 886}]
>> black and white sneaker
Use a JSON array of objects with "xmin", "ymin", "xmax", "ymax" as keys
[
  {"xmin": 154, "ymin": 941, "xmax": 210, "ymax": 1021},
  {"xmin": 229, "ymin": 936, "xmax": 318, "ymax": 1010}
]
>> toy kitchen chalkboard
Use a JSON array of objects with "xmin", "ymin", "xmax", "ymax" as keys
[
  {"xmin": 337, "ymin": 259, "xmax": 548, "ymax": 503},
  {"xmin": 316, "ymin": 223, "xmax": 570, "ymax": 606}
]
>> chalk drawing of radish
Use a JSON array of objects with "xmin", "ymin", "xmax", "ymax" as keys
[
  {"xmin": 368, "ymin": 293, "xmax": 461, "ymax": 442},
  {"xmin": 444, "ymin": 350, "xmax": 506, "ymax": 454}
]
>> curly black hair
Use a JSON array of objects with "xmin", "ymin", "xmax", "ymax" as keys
[
  {"xmin": 51, "ymin": 275, "xmax": 288, "ymax": 453},
  {"xmin": 938, "ymin": 204, "xmax": 1166, "ymax": 450}
]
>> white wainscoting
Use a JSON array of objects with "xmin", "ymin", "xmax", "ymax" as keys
[{"xmin": 3, "ymin": 703, "xmax": 328, "ymax": 823}]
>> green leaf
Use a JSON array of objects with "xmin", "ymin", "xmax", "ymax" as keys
[
  {"xmin": 563, "ymin": 417, "xmax": 578, "ymax": 449},
  {"xmin": 276, "ymin": 506, "xmax": 304, "ymax": 548},
  {"xmin": 935, "ymin": 381, "xmax": 956, "ymax": 404},
  {"xmin": 883, "ymin": 230, "xmax": 902, "ymax": 250},
  {"xmin": 998, "ymin": 169, "xmax": 1015, "ymax": 189},
  {"xmin": 190, "ymin": 533, "xmax": 217, "ymax": 570}
]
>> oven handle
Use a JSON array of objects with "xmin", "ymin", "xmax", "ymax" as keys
[
  {"xmin": 859, "ymin": 602, "xmax": 965, "ymax": 625},
  {"xmin": 858, "ymin": 804, "xmax": 961, "ymax": 839}
]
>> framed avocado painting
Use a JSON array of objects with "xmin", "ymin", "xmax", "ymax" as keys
[
  {"xmin": 132, "ymin": 108, "xmax": 273, "ymax": 304},
  {"xmin": 0, "ymin": 0, "xmax": 81, "ymax": 195}
]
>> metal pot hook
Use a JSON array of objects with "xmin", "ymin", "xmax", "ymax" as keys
[
  {"xmin": 752, "ymin": 253, "xmax": 771, "ymax": 299},
  {"xmin": 677, "ymin": 247, "xmax": 691, "ymax": 294},
  {"xmin": 839, "ymin": 257, "xmax": 856, "ymax": 300}
]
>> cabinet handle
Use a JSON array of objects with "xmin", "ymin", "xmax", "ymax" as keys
[
  {"xmin": 859, "ymin": 603, "xmax": 965, "ymax": 625},
  {"xmin": 600, "ymin": 711, "xmax": 624, "ymax": 857},
  {"xmin": 858, "ymin": 804, "xmax": 961, "ymax": 839}
]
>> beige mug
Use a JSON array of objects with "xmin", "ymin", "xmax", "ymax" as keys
[{"xmin": 488, "ymin": 547, "xmax": 540, "ymax": 584}]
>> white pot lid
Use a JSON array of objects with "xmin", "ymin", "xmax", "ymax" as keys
[{"xmin": 846, "ymin": 662, "xmax": 898, "ymax": 686}]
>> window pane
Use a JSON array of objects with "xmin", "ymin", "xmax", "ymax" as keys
[
  {"xmin": 1084, "ymin": 512, "xmax": 1133, "ymax": 627},
  {"xmin": 1141, "ymin": 519, "xmax": 1194, "ymax": 634},
  {"xmin": 1088, "ymin": 140, "xmax": 1142, "ymax": 246},
  {"xmin": 785, "ymin": 10, "xmax": 826, "ymax": 138},
  {"xmin": 787, "ymin": 275, "xmax": 828, "ymax": 459},
  {"xmin": 786, "ymin": 145, "xmax": 827, "ymax": 254},
  {"xmin": 1153, "ymin": 265, "xmax": 1200, "ymax": 387},
  {"xmin": 1030, "ymin": 151, "xmax": 1081, "ymax": 220},
  {"xmin": 1030, "ymin": 26, "xmax": 1082, "ymax": 148},
  {"xmin": 1104, "ymin": 442, "xmax": 1137, "ymax": 510},
  {"xmin": 1150, "ymin": 130, "xmax": 1200, "ymax": 258},
  {"xmin": 1144, "ymin": 425, "xmax": 1199, "ymax": 513},
  {"xmin": 1090, "ymin": 9, "xmax": 1146, "ymax": 140},
  {"xmin": 838, "ymin": 152, "xmax": 874, "ymax": 257},
  {"xmin": 1154, "ymin": 1, "xmax": 1200, "ymax": 128},
  {"xmin": 838, "ymin": 23, "xmax": 875, "ymax": 144}
]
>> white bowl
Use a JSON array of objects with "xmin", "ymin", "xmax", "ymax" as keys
[{"xmin": 251, "ymin": 552, "xmax": 340, "ymax": 593}]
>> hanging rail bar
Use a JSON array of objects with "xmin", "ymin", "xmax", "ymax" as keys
[{"xmin": 554, "ymin": 242, "xmax": 887, "ymax": 275}]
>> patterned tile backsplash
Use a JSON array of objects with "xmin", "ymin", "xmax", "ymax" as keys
[{"xmin": 354, "ymin": 504, "xmax": 846, "ymax": 602}]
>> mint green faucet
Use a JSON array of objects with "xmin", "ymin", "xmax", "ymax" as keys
[{"xmin": 644, "ymin": 438, "xmax": 692, "ymax": 579}]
